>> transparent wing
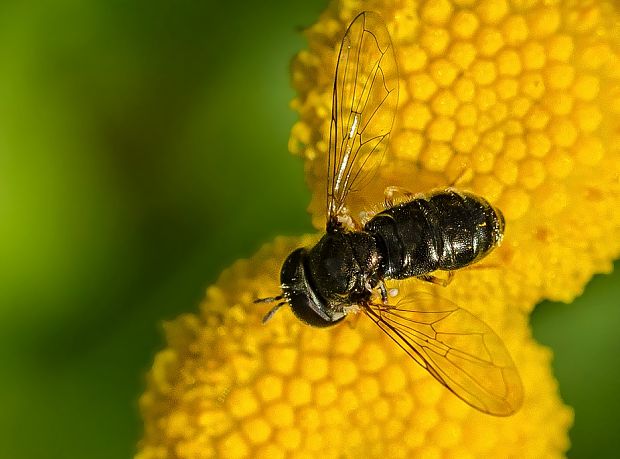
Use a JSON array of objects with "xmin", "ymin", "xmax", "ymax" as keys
[
  {"xmin": 362, "ymin": 295, "xmax": 523, "ymax": 416},
  {"xmin": 327, "ymin": 11, "xmax": 399, "ymax": 230}
]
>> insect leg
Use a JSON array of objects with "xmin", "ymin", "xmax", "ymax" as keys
[
  {"xmin": 384, "ymin": 185, "xmax": 414, "ymax": 207},
  {"xmin": 417, "ymin": 271, "xmax": 455, "ymax": 287},
  {"xmin": 378, "ymin": 280, "xmax": 389, "ymax": 304},
  {"xmin": 448, "ymin": 164, "xmax": 473, "ymax": 187}
]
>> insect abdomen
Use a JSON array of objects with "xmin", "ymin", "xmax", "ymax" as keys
[{"xmin": 364, "ymin": 190, "xmax": 504, "ymax": 279}]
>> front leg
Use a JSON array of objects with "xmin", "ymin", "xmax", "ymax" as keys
[{"xmin": 378, "ymin": 281, "xmax": 389, "ymax": 304}]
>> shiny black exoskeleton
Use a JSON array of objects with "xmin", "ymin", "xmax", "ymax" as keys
[{"xmin": 281, "ymin": 189, "xmax": 504, "ymax": 327}]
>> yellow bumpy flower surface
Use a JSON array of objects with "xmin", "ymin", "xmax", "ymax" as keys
[
  {"xmin": 290, "ymin": 0, "xmax": 620, "ymax": 305},
  {"xmin": 137, "ymin": 237, "xmax": 572, "ymax": 459},
  {"xmin": 137, "ymin": 1, "xmax": 620, "ymax": 458}
]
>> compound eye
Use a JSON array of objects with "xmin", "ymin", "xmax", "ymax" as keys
[
  {"xmin": 288, "ymin": 292, "xmax": 342, "ymax": 328},
  {"xmin": 280, "ymin": 248, "xmax": 345, "ymax": 328}
]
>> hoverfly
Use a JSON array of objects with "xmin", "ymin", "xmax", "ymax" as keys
[{"xmin": 257, "ymin": 11, "xmax": 523, "ymax": 416}]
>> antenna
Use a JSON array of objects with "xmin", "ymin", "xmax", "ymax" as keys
[
  {"xmin": 261, "ymin": 302, "xmax": 287, "ymax": 324},
  {"xmin": 254, "ymin": 295, "xmax": 287, "ymax": 324}
]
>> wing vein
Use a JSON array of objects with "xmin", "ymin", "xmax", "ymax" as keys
[{"xmin": 325, "ymin": 11, "xmax": 398, "ymax": 228}]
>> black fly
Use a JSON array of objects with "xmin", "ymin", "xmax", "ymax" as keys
[{"xmin": 257, "ymin": 11, "xmax": 523, "ymax": 416}]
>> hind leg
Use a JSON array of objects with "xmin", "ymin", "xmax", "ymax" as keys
[
  {"xmin": 384, "ymin": 186, "xmax": 414, "ymax": 207},
  {"xmin": 417, "ymin": 271, "xmax": 455, "ymax": 287}
]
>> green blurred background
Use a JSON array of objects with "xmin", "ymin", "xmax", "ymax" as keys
[{"xmin": 0, "ymin": 1, "xmax": 617, "ymax": 458}]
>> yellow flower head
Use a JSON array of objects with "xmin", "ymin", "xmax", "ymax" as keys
[
  {"xmin": 291, "ymin": 0, "xmax": 620, "ymax": 306},
  {"xmin": 137, "ymin": 1, "xmax": 620, "ymax": 458},
  {"xmin": 137, "ymin": 237, "xmax": 571, "ymax": 458}
]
